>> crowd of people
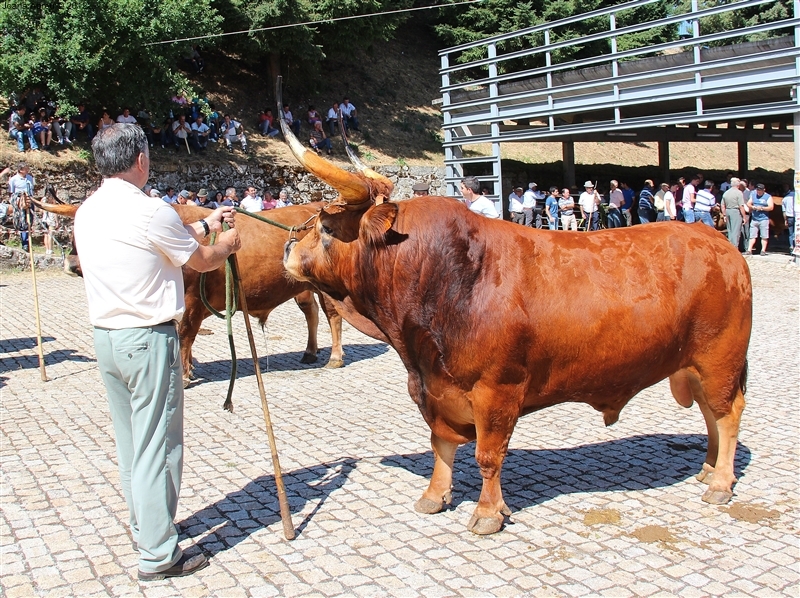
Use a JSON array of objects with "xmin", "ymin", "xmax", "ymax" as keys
[
  {"xmin": 8, "ymin": 87, "xmax": 364, "ymax": 160},
  {"xmin": 149, "ymin": 184, "xmax": 295, "ymax": 211},
  {"xmin": 490, "ymin": 173, "xmax": 794, "ymax": 254}
]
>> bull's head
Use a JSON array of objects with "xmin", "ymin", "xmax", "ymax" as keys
[
  {"xmin": 31, "ymin": 199, "xmax": 82, "ymax": 276},
  {"xmin": 279, "ymin": 81, "xmax": 394, "ymax": 300}
]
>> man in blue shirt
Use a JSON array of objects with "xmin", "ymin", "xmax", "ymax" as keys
[{"xmin": 745, "ymin": 184, "xmax": 774, "ymax": 255}]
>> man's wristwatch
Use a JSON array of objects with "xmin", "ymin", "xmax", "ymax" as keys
[{"xmin": 199, "ymin": 219, "xmax": 210, "ymax": 237}]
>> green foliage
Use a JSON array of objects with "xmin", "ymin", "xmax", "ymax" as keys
[
  {"xmin": 0, "ymin": 0, "xmax": 221, "ymax": 116},
  {"xmin": 673, "ymin": 0, "xmax": 792, "ymax": 46}
]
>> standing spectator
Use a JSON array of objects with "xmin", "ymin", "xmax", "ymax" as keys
[
  {"xmin": 508, "ymin": 186, "xmax": 525, "ymax": 224},
  {"xmin": 341, "ymin": 98, "xmax": 360, "ymax": 132},
  {"xmin": 579, "ymin": 181, "xmax": 600, "ymax": 230},
  {"xmin": 559, "ymin": 188, "xmax": 578, "ymax": 231},
  {"xmin": 545, "ymin": 187, "xmax": 560, "ymax": 230},
  {"xmin": 681, "ymin": 175, "xmax": 700, "ymax": 223},
  {"xmin": 240, "ymin": 186, "xmax": 263, "ymax": 212},
  {"xmin": 258, "ymin": 109, "xmax": 280, "ymax": 138},
  {"xmin": 309, "ymin": 121, "xmax": 332, "ymax": 156},
  {"xmin": 638, "ymin": 180, "xmax": 657, "ymax": 224},
  {"xmin": 117, "ymin": 108, "xmax": 137, "ymax": 124},
  {"xmin": 532, "ymin": 183, "xmax": 546, "ymax": 228},
  {"xmin": 190, "ymin": 116, "xmax": 210, "ymax": 151},
  {"xmin": 219, "ymin": 115, "xmax": 247, "ymax": 153},
  {"xmin": 739, "ymin": 179, "xmax": 751, "ymax": 249},
  {"xmin": 521, "ymin": 183, "xmax": 537, "ymax": 227},
  {"xmin": 665, "ymin": 183, "xmax": 678, "ymax": 221},
  {"xmin": 326, "ymin": 102, "xmax": 341, "ymax": 137},
  {"xmin": 8, "ymin": 163, "xmax": 35, "ymax": 251},
  {"xmin": 8, "ymin": 106, "xmax": 38, "ymax": 152},
  {"xmin": 620, "ymin": 182, "xmax": 634, "ymax": 226},
  {"xmin": 745, "ymin": 184, "xmax": 774, "ymax": 255},
  {"xmin": 67, "ymin": 103, "xmax": 94, "ymax": 141},
  {"xmin": 722, "ymin": 177, "xmax": 746, "ymax": 248},
  {"xmin": 460, "ymin": 176, "xmax": 499, "ymax": 219},
  {"xmin": 720, "ymin": 172, "xmax": 734, "ymax": 193},
  {"xmin": 674, "ymin": 177, "xmax": 686, "ymax": 221},
  {"xmin": 171, "ymin": 115, "xmax": 191, "ymax": 152},
  {"xmin": 281, "ymin": 104, "xmax": 301, "ymax": 137},
  {"xmin": 783, "ymin": 184, "xmax": 796, "ymax": 251},
  {"xmin": 412, "ymin": 182, "xmax": 430, "ymax": 197},
  {"xmin": 694, "ymin": 180, "xmax": 716, "ymax": 227},
  {"xmin": 74, "ymin": 124, "xmax": 240, "ymax": 581},
  {"xmin": 607, "ymin": 180, "xmax": 624, "ymax": 228},
  {"xmin": 655, "ymin": 183, "xmax": 669, "ymax": 221}
]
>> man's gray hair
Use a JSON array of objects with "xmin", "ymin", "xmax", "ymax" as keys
[
  {"xmin": 92, "ymin": 124, "xmax": 147, "ymax": 177},
  {"xmin": 461, "ymin": 176, "xmax": 481, "ymax": 194}
]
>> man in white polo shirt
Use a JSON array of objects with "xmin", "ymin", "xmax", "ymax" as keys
[
  {"xmin": 579, "ymin": 180, "xmax": 601, "ymax": 230},
  {"xmin": 116, "ymin": 108, "xmax": 138, "ymax": 125},
  {"xmin": 508, "ymin": 186, "xmax": 525, "ymax": 224},
  {"xmin": 75, "ymin": 124, "xmax": 241, "ymax": 581},
  {"xmin": 460, "ymin": 176, "xmax": 500, "ymax": 219}
]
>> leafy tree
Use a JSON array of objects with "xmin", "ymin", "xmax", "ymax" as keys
[{"xmin": 0, "ymin": 0, "xmax": 221, "ymax": 117}]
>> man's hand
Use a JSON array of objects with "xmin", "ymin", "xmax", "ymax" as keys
[
  {"xmin": 217, "ymin": 228, "xmax": 241, "ymax": 253},
  {"xmin": 206, "ymin": 206, "xmax": 236, "ymax": 232}
]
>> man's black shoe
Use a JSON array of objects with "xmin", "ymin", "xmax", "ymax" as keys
[{"xmin": 138, "ymin": 553, "xmax": 208, "ymax": 581}]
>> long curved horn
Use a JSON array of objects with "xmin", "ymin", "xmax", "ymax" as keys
[
  {"xmin": 31, "ymin": 198, "xmax": 78, "ymax": 218},
  {"xmin": 338, "ymin": 107, "xmax": 394, "ymax": 196},
  {"xmin": 275, "ymin": 76, "xmax": 372, "ymax": 204}
]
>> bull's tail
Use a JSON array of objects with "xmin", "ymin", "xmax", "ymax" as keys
[{"xmin": 739, "ymin": 358, "xmax": 748, "ymax": 396}]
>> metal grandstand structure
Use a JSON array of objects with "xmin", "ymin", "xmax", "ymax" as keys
[{"xmin": 438, "ymin": 0, "xmax": 800, "ymax": 204}]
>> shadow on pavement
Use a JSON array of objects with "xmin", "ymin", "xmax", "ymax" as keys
[
  {"xmin": 0, "ymin": 349, "xmax": 94, "ymax": 378},
  {"xmin": 380, "ymin": 434, "xmax": 752, "ymax": 511},
  {"xmin": 187, "ymin": 342, "xmax": 390, "ymax": 385},
  {"xmin": 0, "ymin": 336, "xmax": 57, "ymax": 353},
  {"xmin": 177, "ymin": 457, "xmax": 358, "ymax": 555}
]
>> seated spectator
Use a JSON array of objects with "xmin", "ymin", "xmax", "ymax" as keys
[
  {"xmin": 8, "ymin": 106, "xmax": 38, "ymax": 152},
  {"xmin": 161, "ymin": 187, "xmax": 178, "ymax": 204},
  {"xmin": 32, "ymin": 108, "xmax": 53, "ymax": 151},
  {"xmin": 149, "ymin": 189, "xmax": 162, "ymax": 199},
  {"xmin": 171, "ymin": 115, "xmax": 192, "ymax": 152},
  {"xmin": 276, "ymin": 189, "xmax": 291, "ymax": 208},
  {"xmin": 307, "ymin": 105, "xmax": 321, "ymax": 126},
  {"xmin": 175, "ymin": 189, "xmax": 195, "ymax": 205},
  {"xmin": 97, "ymin": 109, "xmax": 115, "ymax": 131},
  {"xmin": 262, "ymin": 191, "xmax": 278, "ymax": 210},
  {"xmin": 185, "ymin": 45, "xmax": 205, "ymax": 73},
  {"xmin": 195, "ymin": 188, "xmax": 217, "ymax": 209},
  {"xmin": 220, "ymin": 187, "xmax": 239, "ymax": 207},
  {"xmin": 67, "ymin": 103, "xmax": 94, "ymax": 141},
  {"xmin": 213, "ymin": 190, "xmax": 225, "ymax": 206},
  {"xmin": 309, "ymin": 121, "xmax": 332, "ymax": 156},
  {"xmin": 190, "ymin": 115, "xmax": 210, "ymax": 151},
  {"xmin": 240, "ymin": 186, "xmax": 263, "ymax": 212},
  {"xmin": 326, "ymin": 102, "xmax": 341, "ymax": 137},
  {"xmin": 219, "ymin": 114, "xmax": 247, "ymax": 153},
  {"xmin": 207, "ymin": 103, "xmax": 220, "ymax": 142},
  {"xmin": 23, "ymin": 88, "xmax": 45, "ymax": 114},
  {"xmin": 282, "ymin": 104, "xmax": 301, "ymax": 136},
  {"xmin": 116, "ymin": 108, "xmax": 137, "ymax": 124},
  {"xmin": 341, "ymin": 97, "xmax": 359, "ymax": 132},
  {"xmin": 51, "ymin": 109, "xmax": 70, "ymax": 145},
  {"xmin": 258, "ymin": 108, "xmax": 280, "ymax": 137}
]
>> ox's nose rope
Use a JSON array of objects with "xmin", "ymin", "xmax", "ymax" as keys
[{"xmin": 233, "ymin": 207, "xmax": 317, "ymax": 234}]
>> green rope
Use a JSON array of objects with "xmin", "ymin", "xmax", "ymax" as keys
[{"xmin": 234, "ymin": 207, "xmax": 294, "ymax": 230}]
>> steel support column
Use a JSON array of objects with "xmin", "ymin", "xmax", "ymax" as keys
[
  {"xmin": 738, "ymin": 141, "xmax": 749, "ymax": 173},
  {"xmin": 562, "ymin": 141, "xmax": 576, "ymax": 188},
  {"xmin": 658, "ymin": 141, "xmax": 670, "ymax": 184}
]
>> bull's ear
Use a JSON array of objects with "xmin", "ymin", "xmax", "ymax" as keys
[{"xmin": 359, "ymin": 202, "xmax": 399, "ymax": 247}]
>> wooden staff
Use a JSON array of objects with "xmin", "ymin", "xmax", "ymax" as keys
[
  {"xmin": 24, "ymin": 196, "xmax": 48, "ymax": 382},
  {"xmin": 184, "ymin": 134, "xmax": 191, "ymax": 155},
  {"xmin": 231, "ymin": 254, "xmax": 294, "ymax": 540}
]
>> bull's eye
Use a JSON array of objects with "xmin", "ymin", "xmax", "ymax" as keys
[{"xmin": 321, "ymin": 224, "xmax": 333, "ymax": 236}]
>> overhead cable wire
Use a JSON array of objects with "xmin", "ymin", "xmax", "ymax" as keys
[{"xmin": 145, "ymin": 0, "xmax": 486, "ymax": 46}]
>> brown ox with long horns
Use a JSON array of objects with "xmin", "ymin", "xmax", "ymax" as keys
[
  {"xmin": 280, "ymin": 114, "xmax": 752, "ymax": 534},
  {"xmin": 35, "ymin": 200, "xmax": 354, "ymax": 386}
]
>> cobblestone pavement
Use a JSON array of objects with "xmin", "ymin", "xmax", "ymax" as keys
[{"xmin": 1, "ymin": 258, "xmax": 798, "ymax": 597}]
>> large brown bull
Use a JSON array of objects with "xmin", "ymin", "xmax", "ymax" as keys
[
  {"xmin": 35, "ymin": 200, "xmax": 350, "ymax": 385},
  {"xmin": 280, "ymin": 122, "xmax": 752, "ymax": 535}
]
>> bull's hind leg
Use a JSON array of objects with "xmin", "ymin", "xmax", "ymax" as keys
[
  {"xmin": 294, "ymin": 291, "xmax": 320, "ymax": 363},
  {"xmin": 415, "ymin": 433, "xmax": 457, "ymax": 515},
  {"xmin": 318, "ymin": 292, "xmax": 345, "ymax": 368},
  {"xmin": 679, "ymin": 368, "xmax": 745, "ymax": 504},
  {"xmin": 671, "ymin": 369, "xmax": 720, "ymax": 482}
]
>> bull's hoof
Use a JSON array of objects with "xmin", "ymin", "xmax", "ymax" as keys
[
  {"xmin": 414, "ymin": 497, "xmax": 444, "ymax": 514},
  {"xmin": 702, "ymin": 488, "xmax": 733, "ymax": 505},
  {"xmin": 324, "ymin": 358, "xmax": 345, "ymax": 369},
  {"xmin": 696, "ymin": 463, "xmax": 715, "ymax": 484},
  {"xmin": 300, "ymin": 352, "xmax": 318, "ymax": 364},
  {"xmin": 467, "ymin": 514, "xmax": 504, "ymax": 535},
  {"xmin": 182, "ymin": 377, "xmax": 191, "ymax": 389}
]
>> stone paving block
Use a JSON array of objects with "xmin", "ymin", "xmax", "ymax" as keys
[{"xmin": 1, "ymin": 262, "xmax": 798, "ymax": 596}]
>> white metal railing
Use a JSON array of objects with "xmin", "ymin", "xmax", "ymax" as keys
[{"xmin": 439, "ymin": 0, "xmax": 800, "ymax": 200}]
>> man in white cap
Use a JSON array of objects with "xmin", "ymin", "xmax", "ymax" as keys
[
  {"xmin": 579, "ymin": 180, "xmax": 601, "ymax": 231},
  {"xmin": 508, "ymin": 186, "xmax": 525, "ymax": 224}
]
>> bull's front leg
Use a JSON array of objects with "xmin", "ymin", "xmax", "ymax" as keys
[
  {"xmin": 468, "ymin": 401, "xmax": 515, "ymax": 535},
  {"xmin": 294, "ymin": 291, "xmax": 320, "ymax": 364},
  {"xmin": 415, "ymin": 432, "xmax": 457, "ymax": 514}
]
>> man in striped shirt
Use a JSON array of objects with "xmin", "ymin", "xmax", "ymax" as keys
[{"xmin": 694, "ymin": 180, "xmax": 717, "ymax": 227}]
